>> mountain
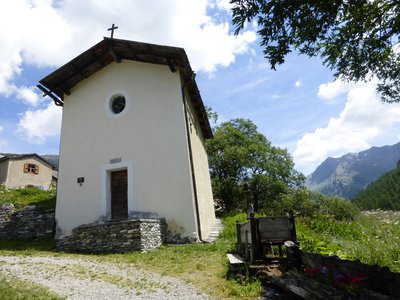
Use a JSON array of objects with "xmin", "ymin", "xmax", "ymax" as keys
[
  {"xmin": 42, "ymin": 155, "xmax": 59, "ymax": 169},
  {"xmin": 306, "ymin": 142, "xmax": 400, "ymax": 198},
  {"xmin": 352, "ymin": 166, "xmax": 400, "ymax": 210}
]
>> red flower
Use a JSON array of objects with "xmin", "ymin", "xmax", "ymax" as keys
[{"xmin": 350, "ymin": 274, "xmax": 368, "ymax": 284}]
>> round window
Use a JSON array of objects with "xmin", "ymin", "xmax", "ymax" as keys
[{"xmin": 109, "ymin": 94, "xmax": 126, "ymax": 114}]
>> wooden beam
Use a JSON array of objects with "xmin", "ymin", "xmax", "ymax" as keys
[
  {"xmin": 168, "ymin": 59, "xmax": 177, "ymax": 73},
  {"xmin": 69, "ymin": 63, "xmax": 88, "ymax": 79},
  {"xmin": 108, "ymin": 45, "xmax": 121, "ymax": 63}
]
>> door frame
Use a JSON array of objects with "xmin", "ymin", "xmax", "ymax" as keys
[{"xmin": 101, "ymin": 161, "xmax": 133, "ymax": 220}]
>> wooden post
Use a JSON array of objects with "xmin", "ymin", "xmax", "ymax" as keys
[
  {"xmin": 236, "ymin": 222, "xmax": 242, "ymax": 256},
  {"xmin": 250, "ymin": 214, "xmax": 258, "ymax": 263},
  {"xmin": 284, "ymin": 241, "xmax": 301, "ymax": 269}
]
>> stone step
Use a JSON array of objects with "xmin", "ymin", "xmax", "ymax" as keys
[
  {"xmin": 203, "ymin": 219, "xmax": 223, "ymax": 243},
  {"xmin": 227, "ymin": 253, "xmax": 245, "ymax": 265}
]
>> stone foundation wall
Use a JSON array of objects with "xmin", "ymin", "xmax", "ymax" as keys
[
  {"xmin": 56, "ymin": 218, "xmax": 167, "ymax": 253},
  {"xmin": 0, "ymin": 203, "xmax": 55, "ymax": 239}
]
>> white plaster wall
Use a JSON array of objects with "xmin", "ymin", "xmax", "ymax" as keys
[
  {"xmin": 185, "ymin": 91, "xmax": 216, "ymax": 240},
  {"xmin": 4, "ymin": 158, "xmax": 53, "ymax": 189},
  {"xmin": 56, "ymin": 60, "xmax": 198, "ymax": 238}
]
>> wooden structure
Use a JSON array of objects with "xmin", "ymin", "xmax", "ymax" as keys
[{"xmin": 236, "ymin": 213, "xmax": 297, "ymax": 263}]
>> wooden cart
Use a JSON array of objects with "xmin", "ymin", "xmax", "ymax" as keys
[{"xmin": 236, "ymin": 213, "xmax": 297, "ymax": 263}]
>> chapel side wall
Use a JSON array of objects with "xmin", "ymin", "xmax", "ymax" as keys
[
  {"xmin": 184, "ymin": 88, "xmax": 216, "ymax": 240},
  {"xmin": 6, "ymin": 158, "xmax": 53, "ymax": 189},
  {"xmin": 56, "ymin": 60, "xmax": 197, "ymax": 238},
  {"xmin": 0, "ymin": 160, "xmax": 9, "ymax": 186}
]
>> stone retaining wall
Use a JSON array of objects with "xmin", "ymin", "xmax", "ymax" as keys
[
  {"xmin": 0, "ymin": 203, "xmax": 168, "ymax": 253},
  {"xmin": 56, "ymin": 218, "xmax": 167, "ymax": 253},
  {"xmin": 0, "ymin": 203, "xmax": 55, "ymax": 239}
]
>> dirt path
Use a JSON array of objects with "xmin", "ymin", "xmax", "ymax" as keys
[{"xmin": 0, "ymin": 255, "xmax": 211, "ymax": 300}]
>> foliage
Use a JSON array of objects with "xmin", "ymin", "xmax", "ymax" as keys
[
  {"xmin": 259, "ymin": 188, "xmax": 359, "ymax": 221},
  {"xmin": 313, "ymin": 192, "xmax": 360, "ymax": 221},
  {"xmin": 352, "ymin": 166, "xmax": 400, "ymax": 210},
  {"xmin": 0, "ymin": 186, "xmax": 56, "ymax": 210},
  {"xmin": 0, "ymin": 273, "xmax": 63, "ymax": 300},
  {"xmin": 263, "ymin": 188, "xmax": 316, "ymax": 216},
  {"xmin": 344, "ymin": 211, "xmax": 400, "ymax": 270},
  {"xmin": 297, "ymin": 210, "xmax": 400, "ymax": 272},
  {"xmin": 231, "ymin": 0, "xmax": 400, "ymax": 103},
  {"xmin": 207, "ymin": 118, "xmax": 304, "ymax": 211}
]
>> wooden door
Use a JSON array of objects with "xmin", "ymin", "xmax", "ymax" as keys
[{"xmin": 111, "ymin": 170, "xmax": 128, "ymax": 220}]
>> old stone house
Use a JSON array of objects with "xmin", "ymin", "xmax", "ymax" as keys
[
  {"xmin": 37, "ymin": 37, "xmax": 217, "ymax": 245},
  {"xmin": 0, "ymin": 153, "xmax": 56, "ymax": 190}
]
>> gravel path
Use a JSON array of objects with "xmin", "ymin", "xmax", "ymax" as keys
[{"xmin": 0, "ymin": 255, "xmax": 211, "ymax": 300}]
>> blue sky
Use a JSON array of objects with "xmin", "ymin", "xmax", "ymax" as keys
[{"xmin": 1, "ymin": 0, "xmax": 400, "ymax": 175}]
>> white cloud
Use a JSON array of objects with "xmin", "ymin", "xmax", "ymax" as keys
[
  {"xmin": 213, "ymin": 0, "xmax": 233, "ymax": 11},
  {"xmin": 294, "ymin": 81, "xmax": 400, "ymax": 174},
  {"xmin": 15, "ymin": 86, "xmax": 41, "ymax": 106},
  {"xmin": 318, "ymin": 77, "xmax": 357, "ymax": 100},
  {"xmin": 17, "ymin": 103, "xmax": 62, "ymax": 144},
  {"xmin": 0, "ymin": 0, "xmax": 258, "ymax": 148},
  {"xmin": 0, "ymin": 0, "xmax": 256, "ymax": 105}
]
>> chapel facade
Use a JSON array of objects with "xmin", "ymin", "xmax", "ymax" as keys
[{"xmin": 38, "ymin": 37, "xmax": 216, "ymax": 244}]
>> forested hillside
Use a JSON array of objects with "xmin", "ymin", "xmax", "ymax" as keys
[{"xmin": 352, "ymin": 166, "xmax": 400, "ymax": 210}]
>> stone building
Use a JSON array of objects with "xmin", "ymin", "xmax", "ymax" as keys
[{"xmin": 0, "ymin": 153, "xmax": 56, "ymax": 190}]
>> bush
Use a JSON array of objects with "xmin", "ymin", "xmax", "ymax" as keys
[{"xmin": 314, "ymin": 193, "xmax": 360, "ymax": 221}]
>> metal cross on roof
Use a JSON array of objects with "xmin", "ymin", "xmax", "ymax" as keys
[{"xmin": 108, "ymin": 23, "xmax": 118, "ymax": 39}]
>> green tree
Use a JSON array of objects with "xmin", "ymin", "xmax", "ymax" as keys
[
  {"xmin": 352, "ymin": 166, "xmax": 400, "ymax": 210},
  {"xmin": 206, "ymin": 118, "xmax": 304, "ymax": 211},
  {"xmin": 231, "ymin": 0, "xmax": 400, "ymax": 103}
]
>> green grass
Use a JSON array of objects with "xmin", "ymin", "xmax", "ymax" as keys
[
  {"xmin": 0, "ymin": 273, "xmax": 64, "ymax": 300},
  {"xmin": 0, "ymin": 186, "xmax": 56, "ymax": 210},
  {"xmin": 0, "ymin": 239, "xmax": 56, "ymax": 253},
  {"xmin": 297, "ymin": 211, "xmax": 400, "ymax": 272}
]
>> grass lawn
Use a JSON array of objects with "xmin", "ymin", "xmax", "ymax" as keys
[{"xmin": 0, "ymin": 272, "xmax": 63, "ymax": 300}]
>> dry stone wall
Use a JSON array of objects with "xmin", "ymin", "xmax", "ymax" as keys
[
  {"xmin": 0, "ymin": 203, "xmax": 55, "ymax": 239},
  {"xmin": 0, "ymin": 203, "xmax": 168, "ymax": 253},
  {"xmin": 56, "ymin": 218, "xmax": 167, "ymax": 253}
]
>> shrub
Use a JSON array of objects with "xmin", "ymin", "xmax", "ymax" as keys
[{"xmin": 314, "ymin": 194, "xmax": 360, "ymax": 221}]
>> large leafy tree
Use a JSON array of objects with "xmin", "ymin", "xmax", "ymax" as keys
[
  {"xmin": 231, "ymin": 0, "xmax": 400, "ymax": 103},
  {"xmin": 207, "ymin": 118, "xmax": 304, "ymax": 211}
]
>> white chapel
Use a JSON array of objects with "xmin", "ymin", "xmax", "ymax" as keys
[{"xmin": 38, "ymin": 36, "xmax": 216, "ymax": 243}]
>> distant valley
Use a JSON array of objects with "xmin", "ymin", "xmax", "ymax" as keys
[{"xmin": 306, "ymin": 142, "xmax": 400, "ymax": 199}]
